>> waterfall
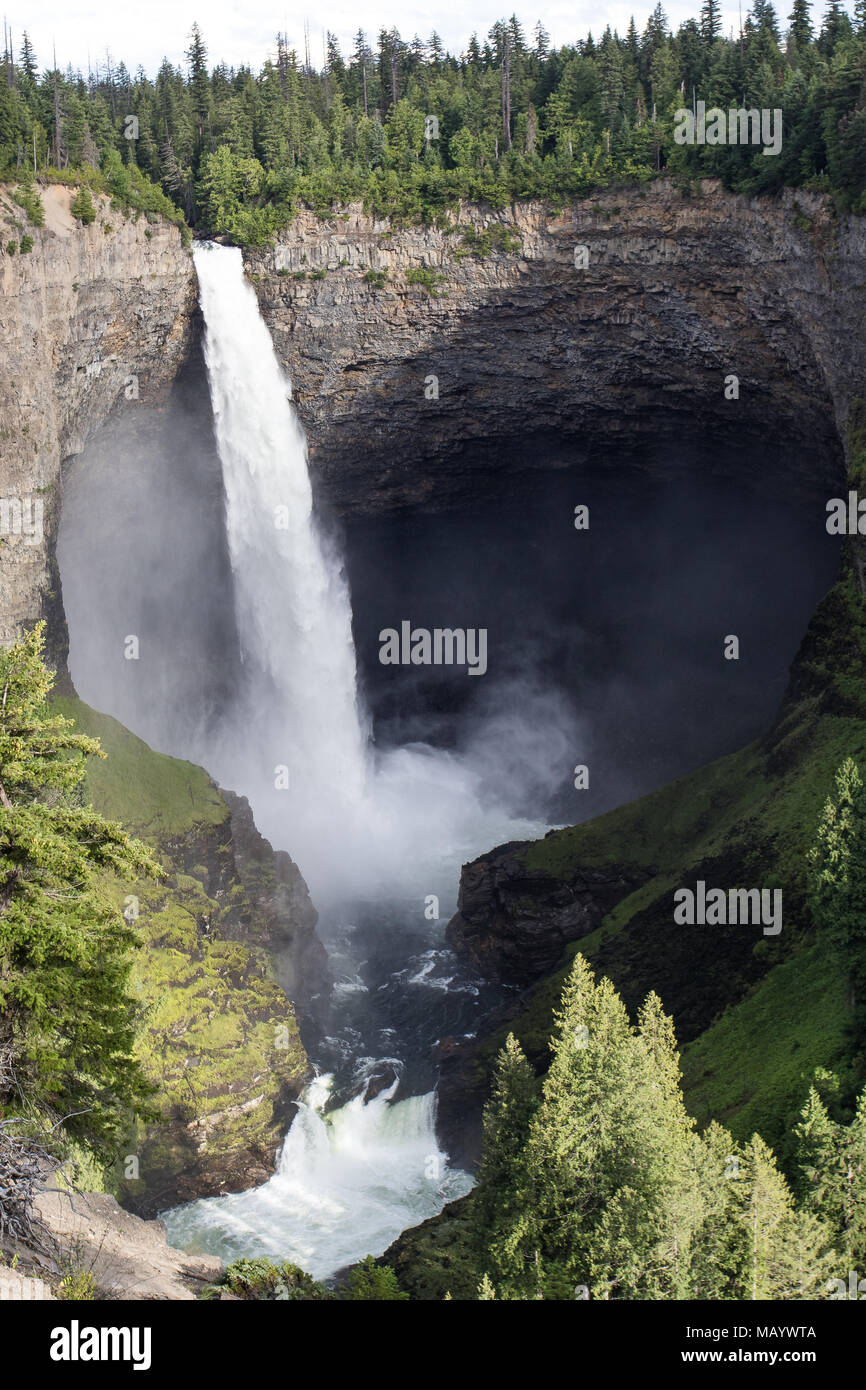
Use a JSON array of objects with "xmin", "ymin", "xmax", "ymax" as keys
[
  {"xmin": 192, "ymin": 243, "xmax": 369, "ymax": 840},
  {"xmin": 192, "ymin": 242, "xmax": 546, "ymax": 904},
  {"xmin": 163, "ymin": 1072, "xmax": 473, "ymax": 1279}
]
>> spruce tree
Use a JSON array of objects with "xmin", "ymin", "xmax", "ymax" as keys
[
  {"xmin": 186, "ymin": 22, "xmax": 210, "ymax": 147},
  {"xmin": 808, "ymin": 757, "xmax": 866, "ymax": 1033},
  {"xmin": 0, "ymin": 625, "xmax": 157, "ymax": 1157},
  {"xmin": 636, "ymin": 992, "xmax": 704, "ymax": 1297},
  {"xmin": 472, "ymin": 1032, "xmax": 539, "ymax": 1288},
  {"xmin": 689, "ymin": 1123, "xmax": 750, "ymax": 1298},
  {"xmin": 507, "ymin": 956, "xmax": 700, "ymax": 1299},
  {"xmin": 788, "ymin": 0, "xmax": 815, "ymax": 49},
  {"xmin": 18, "ymin": 33, "xmax": 37, "ymax": 83},
  {"xmin": 69, "ymin": 185, "xmax": 96, "ymax": 223},
  {"xmin": 795, "ymin": 1082, "xmax": 866, "ymax": 1270},
  {"xmin": 742, "ymin": 1134, "xmax": 797, "ymax": 1299},
  {"xmin": 701, "ymin": 0, "xmax": 723, "ymax": 43}
]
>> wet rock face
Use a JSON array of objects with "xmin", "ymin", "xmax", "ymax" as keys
[
  {"xmin": 445, "ymin": 839, "xmax": 654, "ymax": 988},
  {"xmin": 246, "ymin": 180, "xmax": 861, "ymax": 515},
  {"xmin": 0, "ymin": 183, "xmax": 196, "ymax": 661}
]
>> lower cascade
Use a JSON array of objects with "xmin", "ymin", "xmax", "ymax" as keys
[{"xmin": 164, "ymin": 1074, "xmax": 472, "ymax": 1278}]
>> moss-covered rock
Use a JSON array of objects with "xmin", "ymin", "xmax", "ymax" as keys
[{"xmin": 51, "ymin": 696, "xmax": 324, "ymax": 1216}]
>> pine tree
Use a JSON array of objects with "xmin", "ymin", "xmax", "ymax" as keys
[
  {"xmin": 19, "ymin": 33, "xmax": 37, "ymax": 83},
  {"xmin": 750, "ymin": 0, "xmax": 782, "ymax": 39},
  {"xmin": 70, "ymin": 185, "xmax": 97, "ymax": 223},
  {"xmin": 808, "ymin": 757, "xmax": 866, "ymax": 1032},
  {"xmin": 0, "ymin": 624, "xmax": 157, "ymax": 1157},
  {"xmin": 689, "ymin": 1123, "xmax": 751, "ymax": 1298},
  {"xmin": 701, "ymin": 0, "xmax": 723, "ymax": 44},
  {"xmin": 795, "ymin": 1082, "xmax": 866, "ymax": 1270},
  {"xmin": 507, "ymin": 956, "xmax": 699, "ymax": 1299},
  {"xmin": 818, "ymin": 0, "xmax": 853, "ymax": 54},
  {"xmin": 635, "ymin": 992, "xmax": 704, "ymax": 1298},
  {"xmin": 471, "ymin": 1033, "xmax": 539, "ymax": 1287},
  {"xmin": 533, "ymin": 22, "xmax": 550, "ymax": 61},
  {"xmin": 742, "ymin": 1134, "xmax": 796, "ymax": 1299},
  {"xmin": 788, "ymin": 0, "xmax": 815, "ymax": 49},
  {"xmin": 186, "ymin": 22, "xmax": 210, "ymax": 146}
]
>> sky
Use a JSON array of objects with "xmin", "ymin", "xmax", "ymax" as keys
[{"xmin": 6, "ymin": 0, "xmax": 776, "ymax": 79}]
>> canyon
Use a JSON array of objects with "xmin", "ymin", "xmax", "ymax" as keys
[{"xmin": 1, "ymin": 173, "xmax": 865, "ymax": 1230}]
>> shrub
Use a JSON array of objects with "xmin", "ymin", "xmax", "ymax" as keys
[
  {"xmin": 70, "ymin": 187, "xmax": 97, "ymax": 224},
  {"xmin": 363, "ymin": 268, "xmax": 387, "ymax": 288},
  {"xmin": 12, "ymin": 186, "xmax": 45, "ymax": 227},
  {"xmin": 209, "ymin": 1257, "xmax": 336, "ymax": 1301},
  {"xmin": 345, "ymin": 1256, "xmax": 409, "ymax": 1300},
  {"xmin": 58, "ymin": 1269, "xmax": 97, "ymax": 1301},
  {"xmin": 19, "ymin": 235, "xmax": 33, "ymax": 253},
  {"xmin": 406, "ymin": 266, "xmax": 446, "ymax": 295}
]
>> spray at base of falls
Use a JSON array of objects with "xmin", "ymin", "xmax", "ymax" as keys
[{"xmin": 163, "ymin": 1073, "xmax": 472, "ymax": 1279}]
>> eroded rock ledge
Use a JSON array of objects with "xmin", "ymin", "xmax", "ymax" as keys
[
  {"xmin": 247, "ymin": 180, "xmax": 863, "ymax": 514},
  {"xmin": 444, "ymin": 839, "xmax": 653, "ymax": 987}
]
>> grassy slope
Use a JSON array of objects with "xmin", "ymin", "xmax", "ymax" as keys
[
  {"xmin": 52, "ymin": 696, "xmax": 308, "ymax": 1206},
  {"xmin": 53, "ymin": 696, "xmax": 226, "ymax": 836}
]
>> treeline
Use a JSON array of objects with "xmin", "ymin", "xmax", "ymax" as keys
[
  {"xmin": 464, "ymin": 952, "xmax": 865, "ymax": 1299},
  {"xmin": 0, "ymin": 2, "xmax": 865, "ymax": 244}
]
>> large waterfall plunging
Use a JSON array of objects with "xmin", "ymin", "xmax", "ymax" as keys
[
  {"xmin": 191, "ymin": 243, "xmax": 548, "ymax": 905},
  {"xmin": 193, "ymin": 243, "xmax": 368, "ymax": 850}
]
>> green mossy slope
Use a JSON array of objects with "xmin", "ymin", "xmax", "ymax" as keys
[{"xmin": 51, "ymin": 696, "xmax": 311, "ymax": 1215}]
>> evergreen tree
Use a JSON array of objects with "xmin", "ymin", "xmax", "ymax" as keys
[
  {"xmin": 471, "ymin": 1033, "xmax": 539, "ymax": 1287},
  {"xmin": 0, "ymin": 625, "xmax": 157, "ymax": 1158},
  {"xmin": 19, "ymin": 33, "xmax": 38, "ymax": 83},
  {"xmin": 808, "ymin": 757, "xmax": 866, "ymax": 1031},
  {"xmin": 795, "ymin": 1082, "xmax": 866, "ymax": 1270},
  {"xmin": 690, "ymin": 1123, "xmax": 751, "ymax": 1298},
  {"xmin": 751, "ymin": 0, "xmax": 782, "ymax": 39},
  {"xmin": 186, "ymin": 22, "xmax": 210, "ymax": 146},
  {"xmin": 818, "ymin": 0, "xmax": 853, "ymax": 54},
  {"xmin": 701, "ymin": 0, "xmax": 723, "ymax": 43},
  {"xmin": 69, "ymin": 184, "xmax": 96, "ymax": 222},
  {"xmin": 788, "ymin": 0, "xmax": 815, "ymax": 49},
  {"xmin": 504, "ymin": 956, "xmax": 699, "ymax": 1299}
]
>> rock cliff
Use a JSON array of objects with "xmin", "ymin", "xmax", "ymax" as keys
[
  {"xmin": 0, "ymin": 182, "xmax": 196, "ymax": 663},
  {"xmin": 246, "ymin": 180, "xmax": 864, "ymax": 514},
  {"xmin": 53, "ymin": 696, "xmax": 325, "ymax": 1217}
]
